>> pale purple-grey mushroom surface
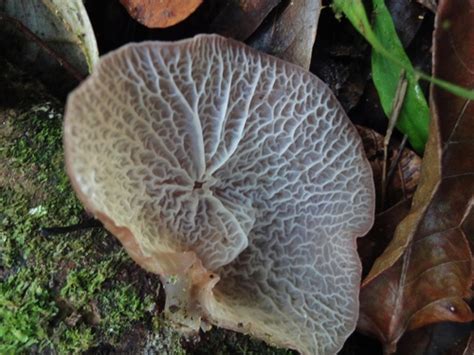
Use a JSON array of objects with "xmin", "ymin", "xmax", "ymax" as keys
[{"xmin": 64, "ymin": 34, "xmax": 375, "ymax": 355}]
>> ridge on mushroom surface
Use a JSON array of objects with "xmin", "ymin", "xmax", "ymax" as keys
[{"xmin": 64, "ymin": 34, "xmax": 375, "ymax": 354}]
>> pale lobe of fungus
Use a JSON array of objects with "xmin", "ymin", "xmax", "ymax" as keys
[{"xmin": 64, "ymin": 34, "xmax": 375, "ymax": 355}]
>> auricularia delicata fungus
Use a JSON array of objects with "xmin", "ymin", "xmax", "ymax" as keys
[{"xmin": 64, "ymin": 34, "xmax": 375, "ymax": 355}]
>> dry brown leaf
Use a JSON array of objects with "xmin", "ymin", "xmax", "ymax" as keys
[
  {"xmin": 119, "ymin": 0, "xmax": 202, "ymax": 28},
  {"xmin": 210, "ymin": 0, "xmax": 280, "ymax": 41},
  {"xmin": 357, "ymin": 0, "xmax": 474, "ymax": 351},
  {"xmin": 248, "ymin": 0, "xmax": 321, "ymax": 69}
]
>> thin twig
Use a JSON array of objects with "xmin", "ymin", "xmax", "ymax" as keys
[
  {"xmin": 41, "ymin": 218, "xmax": 103, "ymax": 236},
  {"xmin": 386, "ymin": 134, "xmax": 408, "ymax": 193},
  {"xmin": 0, "ymin": 11, "xmax": 85, "ymax": 82},
  {"xmin": 381, "ymin": 70, "xmax": 408, "ymax": 209}
]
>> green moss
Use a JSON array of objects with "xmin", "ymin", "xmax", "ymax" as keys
[
  {"xmin": 0, "ymin": 72, "xmax": 164, "ymax": 353},
  {"xmin": 100, "ymin": 285, "xmax": 155, "ymax": 340},
  {"xmin": 0, "ymin": 269, "xmax": 56, "ymax": 353},
  {"xmin": 54, "ymin": 325, "xmax": 95, "ymax": 354},
  {"xmin": 60, "ymin": 259, "xmax": 114, "ymax": 307}
]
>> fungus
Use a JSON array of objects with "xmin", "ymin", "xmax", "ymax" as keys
[{"xmin": 64, "ymin": 34, "xmax": 375, "ymax": 354}]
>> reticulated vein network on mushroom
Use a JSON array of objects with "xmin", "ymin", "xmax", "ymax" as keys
[{"xmin": 64, "ymin": 34, "xmax": 375, "ymax": 355}]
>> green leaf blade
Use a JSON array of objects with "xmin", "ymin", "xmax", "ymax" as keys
[
  {"xmin": 371, "ymin": 0, "xmax": 430, "ymax": 153},
  {"xmin": 334, "ymin": 0, "xmax": 430, "ymax": 153}
]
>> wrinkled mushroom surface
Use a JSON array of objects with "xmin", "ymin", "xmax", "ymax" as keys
[{"xmin": 64, "ymin": 34, "xmax": 375, "ymax": 355}]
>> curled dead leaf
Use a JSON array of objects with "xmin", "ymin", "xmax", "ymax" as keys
[
  {"xmin": 0, "ymin": 0, "xmax": 98, "ymax": 94},
  {"xmin": 249, "ymin": 0, "xmax": 321, "ymax": 69},
  {"xmin": 357, "ymin": 0, "xmax": 474, "ymax": 352},
  {"xmin": 119, "ymin": 0, "xmax": 203, "ymax": 28}
]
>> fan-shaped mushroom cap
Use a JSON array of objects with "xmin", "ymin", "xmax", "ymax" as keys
[{"xmin": 64, "ymin": 34, "xmax": 375, "ymax": 354}]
